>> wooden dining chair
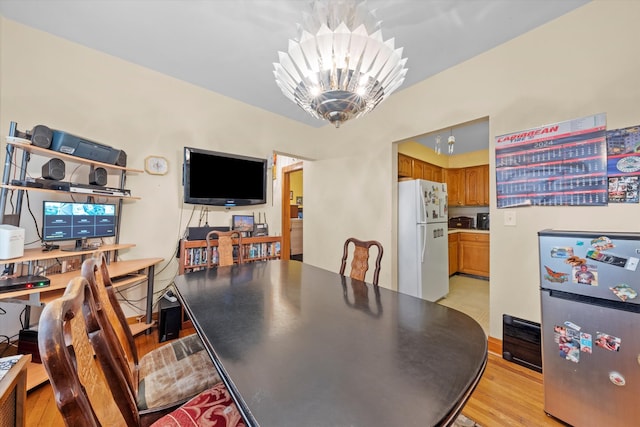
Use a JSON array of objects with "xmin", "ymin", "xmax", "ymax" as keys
[
  {"xmin": 206, "ymin": 230, "xmax": 243, "ymax": 268},
  {"xmin": 81, "ymin": 253, "xmax": 221, "ymax": 419},
  {"xmin": 38, "ymin": 277, "xmax": 245, "ymax": 427},
  {"xmin": 339, "ymin": 237, "xmax": 384, "ymax": 286}
]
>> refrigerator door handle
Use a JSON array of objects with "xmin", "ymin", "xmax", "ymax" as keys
[
  {"xmin": 419, "ymin": 183, "xmax": 427, "ymax": 223},
  {"xmin": 420, "ymin": 223, "xmax": 427, "ymax": 263}
]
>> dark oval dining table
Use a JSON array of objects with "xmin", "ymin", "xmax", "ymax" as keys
[{"xmin": 173, "ymin": 260, "xmax": 487, "ymax": 427}]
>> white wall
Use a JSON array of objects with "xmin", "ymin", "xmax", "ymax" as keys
[
  {"xmin": 0, "ymin": 18, "xmax": 324, "ymax": 335},
  {"xmin": 1, "ymin": 1, "xmax": 639, "ymax": 341}
]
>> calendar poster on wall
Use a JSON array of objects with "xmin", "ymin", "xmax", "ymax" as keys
[{"xmin": 495, "ymin": 113, "xmax": 607, "ymax": 208}]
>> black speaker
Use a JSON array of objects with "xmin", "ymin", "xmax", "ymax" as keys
[
  {"xmin": 41, "ymin": 158, "xmax": 65, "ymax": 180},
  {"xmin": 158, "ymin": 298, "xmax": 182, "ymax": 342},
  {"xmin": 187, "ymin": 226, "xmax": 230, "ymax": 241},
  {"xmin": 89, "ymin": 167, "xmax": 108, "ymax": 186},
  {"xmin": 30, "ymin": 125, "xmax": 53, "ymax": 148},
  {"xmin": 115, "ymin": 150, "xmax": 127, "ymax": 167}
]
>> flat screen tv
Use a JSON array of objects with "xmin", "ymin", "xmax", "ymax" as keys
[
  {"xmin": 183, "ymin": 147, "xmax": 267, "ymax": 207},
  {"xmin": 42, "ymin": 201, "xmax": 117, "ymax": 251}
]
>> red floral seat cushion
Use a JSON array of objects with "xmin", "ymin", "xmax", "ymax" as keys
[{"xmin": 151, "ymin": 382, "xmax": 246, "ymax": 427}]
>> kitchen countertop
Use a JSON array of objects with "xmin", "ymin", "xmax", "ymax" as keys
[{"xmin": 448, "ymin": 229, "xmax": 490, "ymax": 235}]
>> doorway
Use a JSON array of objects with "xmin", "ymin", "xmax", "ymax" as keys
[{"xmin": 281, "ymin": 162, "xmax": 303, "ymax": 261}]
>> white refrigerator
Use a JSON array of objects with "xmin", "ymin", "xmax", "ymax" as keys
[{"xmin": 398, "ymin": 179, "xmax": 448, "ymax": 302}]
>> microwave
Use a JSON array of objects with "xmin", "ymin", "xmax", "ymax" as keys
[{"xmin": 477, "ymin": 213, "xmax": 490, "ymax": 230}]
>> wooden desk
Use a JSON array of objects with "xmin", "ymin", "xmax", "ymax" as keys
[
  {"xmin": 1, "ymin": 252, "xmax": 163, "ymax": 390},
  {"xmin": 0, "ymin": 354, "xmax": 30, "ymax": 426},
  {"xmin": 174, "ymin": 260, "xmax": 487, "ymax": 426}
]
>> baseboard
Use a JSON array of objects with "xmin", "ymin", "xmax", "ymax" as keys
[{"xmin": 450, "ymin": 272, "xmax": 489, "ymax": 281}]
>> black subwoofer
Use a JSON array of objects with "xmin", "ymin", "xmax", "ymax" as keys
[{"xmin": 158, "ymin": 298, "xmax": 182, "ymax": 342}]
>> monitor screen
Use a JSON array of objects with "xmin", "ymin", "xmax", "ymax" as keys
[
  {"xmin": 232, "ymin": 215, "xmax": 254, "ymax": 232},
  {"xmin": 42, "ymin": 201, "xmax": 117, "ymax": 251}
]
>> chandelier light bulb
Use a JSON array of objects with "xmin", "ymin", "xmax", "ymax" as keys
[
  {"xmin": 435, "ymin": 134, "xmax": 441, "ymax": 155},
  {"xmin": 273, "ymin": 0, "xmax": 408, "ymax": 128},
  {"xmin": 448, "ymin": 135, "xmax": 455, "ymax": 154}
]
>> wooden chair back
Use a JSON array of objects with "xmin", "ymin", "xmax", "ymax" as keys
[
  {"xmin": 81, "ymin": 253, "xmax": 139, "ymax": 396},
  {"xmin": 339, "ymin": 238, "xmax": 384, "ymax": 286},
  {"xmin": 38, "ymin": 277, "xmax": 139, "ymax": 426},
  {"xmin": 206, "ymin": 230, "xmax": 243, "ymax": 267}
]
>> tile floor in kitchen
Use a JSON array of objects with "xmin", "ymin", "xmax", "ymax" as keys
[{"xmin": 438, "ymin": 274, "xmax": 489, "ymax": 336}]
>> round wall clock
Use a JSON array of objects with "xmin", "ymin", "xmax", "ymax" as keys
[{"xmin": 145, "ymin": 156, "xmax": 169, "ymax": 175}]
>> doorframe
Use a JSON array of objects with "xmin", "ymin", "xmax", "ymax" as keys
[{"xmin": 281, "ymin": 161, "xmax": 303, "ymax": 261}]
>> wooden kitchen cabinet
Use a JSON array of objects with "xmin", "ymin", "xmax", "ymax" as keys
[
  {"xmin": 464, "ymin": 165, "xmax": 489, "ymax": 206},
  {"xmin": 444, "ymin": 168, "xmax": 465, "ymax": 206},
  {"xmin": 482, "ymin": 164, "xmax": 490, "ymax": 205},
  {"xmin": 398, "ymin": 153, "xmax": 413, "ymax": 178},
  {"xmin": 458, "ymin": 232, "xmax": 490, "ymax": 278},
  {"xmin": 423, "ymin": 162, "xmax": 443, "ymax": 182},
  {"xmin": 397, "ymin": 153, "xmax": 443, "ymax": 182},
  {"xmin": 448, "ymin": 233, "xmax": 459, "ymax": 276}
]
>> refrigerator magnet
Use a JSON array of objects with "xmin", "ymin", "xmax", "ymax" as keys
[
  {"xmin": 595, "ymin": 333, "xmax": 621, "ymax": 352},
  {"xmin": 625, "ymin": 256, "xmax": 639, "ymax": 271},
  {"xmin": 609, "ymin": 371, "xmax": 625, "ymax": 386},
  {"xmin": 564, "ymin": 321, "xmax": 581, "ymax": 331},
  {"xmin": 565, "ymin": 255, "xmax": 586, "ymax": 267},
  {"xmin": 544, "ymin": 265, "xmax": 569, "ymax": 283},
  {"xmin": 550, "ymin": 247, "xmax": 574, "ymax": 258},
  {"xmin": 580, "ymin": 332, "xmax": 592, "ymax": 354},
  {"xmin": 610, "ymin": 284, "xmax": 637, "ymax": 301},
  {"xmin": 572, "ymin": 264, "xmax": 598, "ymax": 286},
  {"xmin": 586, "ymin": 249, "xmax": 629, "ymax": 268},
  {"xmin": 590, "ymin": 236, "xmax": 614, "ymax": 250}
]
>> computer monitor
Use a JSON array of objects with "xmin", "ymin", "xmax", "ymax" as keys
[
  {"xmin": 232, "ymin": 215, "xmax": 254, "ymax": 232},
  {"xmin": 42, "ymin": 201, "xmax": 117, "ymax": 251}
]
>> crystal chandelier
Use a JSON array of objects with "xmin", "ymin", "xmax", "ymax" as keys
[{"xmin": 273, "ymin": 0, "xmax": 408, "ymax": 128}]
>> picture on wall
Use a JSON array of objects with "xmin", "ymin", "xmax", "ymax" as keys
[
  {"xmin": 606, "ymin": 125, "xmax": 640, "ymax": 203},
  {"xmin": 495, "ymin": 113, "xmax": 608, "ymax": 208}
]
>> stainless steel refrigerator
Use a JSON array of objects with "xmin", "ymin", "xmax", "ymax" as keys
[
  {"xmin": 538, "ymin": 229, "xmax": 640, "ymax": 426},
  {"xmin": 398, "ymin": 179, "xmax": 448, "ymax": 302}
]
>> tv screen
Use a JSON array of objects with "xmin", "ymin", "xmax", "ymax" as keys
[
  {"xmin": 183, "ymin": 147, "xmax": 267, "ymax": 206},
  {"xmin": 42, "ymin": 201, "xmax": 117, "ymax": 251}
]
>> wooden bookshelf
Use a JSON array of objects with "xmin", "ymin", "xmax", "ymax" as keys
[{"xmin": 178, "ymin": 235, "xmax": 282, "ymax": 274}]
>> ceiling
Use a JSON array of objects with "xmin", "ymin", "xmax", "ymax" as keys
[{"xmin": 0, "ymin": 0, "xmax": 589, "ymax": 153}]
